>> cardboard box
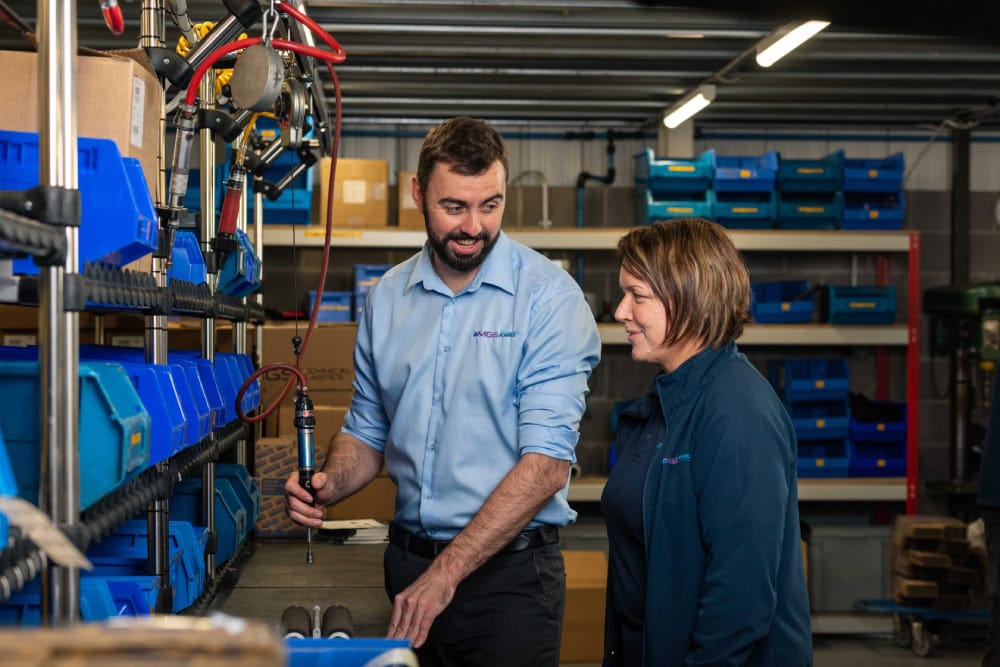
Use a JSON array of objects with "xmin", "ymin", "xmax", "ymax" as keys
[
  {"xmin": 313, "ymin": 158, "xmax": 389, "ymax": 228},
  {"xmin": 255, "ymin": 435, "xmax": 395, "ymax": 536},
  {"xmin": 561, "ymin": 550, "xmax": 607, "ymax": 663},
  {"xmin": 275, "ymin": 404, "xmax": 349, "ymax": 451},
  {"xmin": 259, "ymin": 322, "xmax": 357, "ymax": 406},
  {"xmin": 0, "ymin": 49, "xmax": 163, "ymax": 196},
  {"xmin": 397, "ymin": 170, "xmax": 424, "ymax": 229}
]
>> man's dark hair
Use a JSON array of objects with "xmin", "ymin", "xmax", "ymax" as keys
[{"xmin": 417, "ymin": 117, "xmax": 509, "ymax": 194}]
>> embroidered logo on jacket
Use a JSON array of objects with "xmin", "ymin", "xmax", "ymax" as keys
[
  {"xmin": 472, "ymin": 330, "xmax": 520, "ymax": 338},
  {"xmin": 663, "ymin": 453, "xmax": 691, "ymax": 465}
]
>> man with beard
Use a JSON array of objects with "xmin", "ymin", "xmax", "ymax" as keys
[{"xmin": 284, "ymin": 116, "xmax": 601, "ymax": 666}]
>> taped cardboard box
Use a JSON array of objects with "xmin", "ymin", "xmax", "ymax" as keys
[
  {"xmin": 397, "ymin": 170, "xmax": 424, "ymax": 228},
  {"xmin": 255, "ymin": 435, "xmax": 395, "ymax": 536},
  {"xmin": 561, "ymin": 550, "xmax": 608, "ymax": 663},
  {"xmin": 313, "ymin": 158, "xmax": 389, "ymax": 228},
  {"xmin": 0, "ymin": 48, "xmax": 163, "ymax": 196},
  {"xmin": 259, "ymin": 322, "xmax": 356, "ymax": 406}
]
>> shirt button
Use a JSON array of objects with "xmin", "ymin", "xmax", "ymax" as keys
[
  {"xmin": 429, "ymin": 442, "xmax": 437, "ymax": 450},
  {"xmin": 432, "ymin": 394, "xmax": 441, "ymax": 403},
  {"xmin": 443, "ymin": 346, "xmax": 450, "ymax": 353},
  {"xmin": 425, "ymin": 491, "xmax": 433, "ymax": 499}
]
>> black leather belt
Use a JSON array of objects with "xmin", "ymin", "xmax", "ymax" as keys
[{"xmin": 388, "ymin": 522, "xmax": 559, "ymax": 560}]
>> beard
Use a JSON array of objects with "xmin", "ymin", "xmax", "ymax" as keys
[{"xmin": 424, "ymin": 206, "xmax": 500, "ymax": 272}]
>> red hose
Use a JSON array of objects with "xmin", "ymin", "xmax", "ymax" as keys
[{"xmin": 233, "ymin": 27, "xmax": 344, "ymax": 424}]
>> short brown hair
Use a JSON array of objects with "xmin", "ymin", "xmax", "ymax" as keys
[
  {"xmin": 416, "ymin": 117, "xmax": 509, "ymax": 195},
  {"xmin": 617, "ymin": 218, "xmax": 751, "ymax": 348}
]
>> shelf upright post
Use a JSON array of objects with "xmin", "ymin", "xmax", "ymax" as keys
[
  {"xmin": 200, "ymin": 74, "xmax": 218, "ymax": 582},
  {"xmin": 253, "ymin": 190, "xmax": 264, "ymax": 449},
  {"xmin": 140, "ymin": 0, "xmax": 173, "ymax": 613},
  {"xmin": 906, "ymin": 233, "xmax": 921, "ymax": 515},
  {"xmin": 36, "ymin": 0, "xmax": 79, "ymax": 626},
  {"xmin": 235, "ymin": 137, "xmax": 249, "ymax": 467}
]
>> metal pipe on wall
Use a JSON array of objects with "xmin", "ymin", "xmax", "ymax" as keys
[{"xmin": 37, "ymin": 0, "xmax": 79, "ymax": 626}]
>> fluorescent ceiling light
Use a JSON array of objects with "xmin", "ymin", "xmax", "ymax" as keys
[
  {"xmin": 662, "ymin": 84, "xmax": 715, "ymax": 129},
  {"xmin": 755, "ymin": 20, "xmax": 830, "ymax": 68}
]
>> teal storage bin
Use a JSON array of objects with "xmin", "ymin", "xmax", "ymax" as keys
[
  {"xmin": 216, "ymin": 463, "xmax": 261, "ymax": 528},
  {"xmin": 777, "ymin": 151, "xmax": 844, "ymax": 193},
  {"xmin": 0, "ymin": 578, "xmax": 119, "ymax": 625},
  {"xmin": 0, "ymin": 426, "xmax": 17, "ymax": 497},
  {"xmin": 633, "ymin": 148, "xmax": 715, "ymax": 196},
  {"xmin": 170, "ymin": 476, "xmax": 248, "ymax": 563},
  {"xmin": 635, "ymin": 189, "xmax": 712, "ymax": 225},
  {"xmin": 0, "ymin": 360, "xmax": 150, "ymax": 510},
  {"xmin": 712, "ymin": 191, "xmax": 777, "ymax": 229}
]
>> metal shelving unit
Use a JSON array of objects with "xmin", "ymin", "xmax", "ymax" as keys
[{"xmin": 260, "ymin": 224, "xmax": 921, "ymax": 510}]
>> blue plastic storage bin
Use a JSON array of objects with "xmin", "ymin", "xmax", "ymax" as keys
[
  {"xmin": 751, "ymin": 281, "xmax": 815, "ymax": 324},
  {"xmin": 635, "ymin": 189, "xmax": 712, "ymax": 225},
  {"xmin": 0, "ymin": 360, "xmax": 150, "ymax": 510},
  {"xmin": 354, "ymin": 264, "xmax": 392, "ymax": 296},
  {"xmin": 842, "ymin": 153, "xmax": 905, "ymax": 192},
  {"xmin": 309, "ymin": 291, "xmax": 354, "ymax": 323},
  {"xmin": 797, "ymin": 439, "xmax": 850, "ymax": 478},
  {"xmin": 354, "ymin": 292, "xmax": 367, "ymax": 321},
  {"xmin": 247, "ymin": 120, "xmax": 315, "ymax": 226},
  {"xmin": 633, "ymin": 148, "xmax": 715, "ymax": 196},
  {"xmin": 216, "ymin": 463, "xmax": 261, "ymax": 528},
  {"xmin": 172, "ymin": 355, "xmax": 224, "ymax": 429},
  {"xmin": 712, "ymin": 191, "xmax": 777, "ymax": 229},
  {"xmin": 88, "ymin": 519, "xmax": 204, "ymax": 613},
  {"xmin": 777, "ymin": 151, "xmax": 844, "ymax": 193},
  {"xmin": 0, "ymin": 578, "xmax": 119, "ymax": 625},
  {"xmin": 170, "ymin": 477, "xmax": 247, "ymax": 564},
  {"xmin": 218, "ymin": 229, "xmax": 262, "ymax": 297},
  {"xmin": 788, "ymin": 399, "xmax": 850, "ymax": 440},
  {"xmin": 712, "ymin": 151, "xmax": 779, "ymax": 193},
  {"xmin": 769, "ymin": 358, "xmax": 849, "ymax": 402},
  {"xmin": 777, "ymin": 192, "xmax": 844, "ymax": 229},
  {"xmin": 1, "ymin": 130, "xmax": 157, "ymax": 275},
  {"xmin": 850, "ymin": 400, "xmax": 906, "ymax": 441},
  {"xmin": 848, "ymin": 440, "xmax": 905, "ymax": 477},
  {"xmin": 214, "ymin": 352, "xmax": 259, "ymax": 422},
  {"xmin": 0, "ymin": 426, "xmax": 17, "ymax": 497},
  {"xmin": 79, "ymin": 575, "xmax": 157, "ymax": 616},
  {"xmin": 167, "ymin": 230, "xmax": 208, "ymax": 286},
  {"xmin": 825, "ymin": 285, "xmax": 897, "ymax": 324},
  {"xmin": 285, "ymin": 638, "xmax": 413, "ymax": 667},
  {"xmin": 114, "ymin": 362, "xmax": 188, "ymax": 466},
  {"xmin": 842, "ymin": 192, "xmax": 905, "ymax": 230}
]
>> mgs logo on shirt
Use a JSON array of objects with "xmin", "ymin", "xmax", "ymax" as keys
[{"xmin": 472, "ymin": 329, "xmax": 520, "ymax": 339}]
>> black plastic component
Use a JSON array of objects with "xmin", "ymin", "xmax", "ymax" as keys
[
  {"xmin": 145, "ymin": 46, "xmax": 195, "ymax": 89},
  {"xmin": 198, "ymin": 109, "xmax": 244, "ymax": 143},
  {"xmin": 63, "ymin": 262, "xmax": 169, "ymax": 314},
  {"xmin": 246, "ymin": 300, "xmax": 267, "ymax": 323},
  {"xmin": 281, "ymin": 605, "xmax": 313, "ymax": 638},
  {"xmin": 170, "ymin": 279, "xmax": 216, "ymax": 316},
  {"xmin": 242, "ymin": 150, "xmax": 265, "ymax": 175},
  {"xmin": 322, "ymin": 604, "xmax": 355, "ymax": 638},
  {"xmin": 224, "ymin": 0, "xmax": 261, "ymax": 28},
  {"xmin": 0, "ymin": 206, "xmax": 66, "ymax": 266},
  {"xmin": 203, "ymin": 530, "xmax": 217, "ymax": 556},
  {"xmin": 252, "ymin": 178, "xmax": 281, "ymax": 199},
  {"xmin": 0, "ymin": 527, "xmax": 45, "ymax": 604},
  {"xmin": 215, "ymin": 292, "xmax": 248, "ymax": 321},
  {"xmin": 0, "ymin": 185, "xmax": 81, "ymax": 228},
  {"xmin": 154, "ymin": 584, "xmax": 174, "ymax": 614},
  {"xmin": 211, "ymin": 233, "xmax": 239, "ymax": 255}
]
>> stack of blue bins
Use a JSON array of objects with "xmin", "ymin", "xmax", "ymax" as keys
[
  {"xmin": 248, "ymin": 117, "xmax": 315, "ymax": 226},
  {"xmin": 750, "ymin": 280, "xmax": 815, "ymax": 323},
  {"xmin": 711, "ymin": 150, "xmax": 779, "ymax": 229},
  {"xmin": 169, "ymin": 463, "xmax": 258, "ymax": 564},
  {"xmin": 308, "ymin": 291, "xmax": 353, "ymax": 322},
  {"xmin": 776, "ymin": 150, "xmax": 845, "ymax": 229},
  {"xmin": 0, "ymin": 129, "xmax": 158, "ymax": 275},
  {"xmin": 848, "ymin": 397, "xmax": 906, "ymax": 477},
  {"xmin": 770, "ymin": 358, "xmax": 851, "ymax": 478},
  {"xmin": 167, "ymin": 230, "xmax": 208, "ymax": 286},
  {"xmin": 353, "ymin": 264, "xmax": 392, "ymax": 321},
  {"xmin": 824, "ymin": 285, "xmax": 897, "ymax": 324},
  {"xmin": 842, "ymin": 152, "xmax": 905, "ymax": 230},
  {"xmin": 633, "ymin": 148, "xmax": 714, "ymax": 225}
]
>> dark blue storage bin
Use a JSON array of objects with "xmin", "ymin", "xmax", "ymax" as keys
[
  {"xmin": 711, "ymin": 191, "xmax": 777, "ymax": 229},
  {"xmin": 214, "ymin": 352, "xmax": 259, "ymax": 421},
  {"xmin": 788, "ymin": 399, "xmax": 850, "ymax": 440},
  {"xmin": 1, "ymin": 130, "xmax": 158, "ymax": 275},
  {"xmin": 217, "ymin": 229, "xmax": 262, "ymax": 297},
  {"xmin": 0, "ymin": 578, "xmax": 119, "ymax": 625},
  {"xmin": 751, "ymin": 281, "xmax": 815, "ymax": 324},
  {"xmin": 170, "ymin": 477, "xmax": 247, "ymax": 563},
  {"xmin": 825, "ymin": 285, "xmax": 897, "ymax": 324},
  {"xmin": 309, "ymin": 291, "xmax": 353, "ymax": 323},
  {"xmin": 635, "ymin": 189, "xmax": 712, "ymax": 225},
  {"xmin": 286, "ymin": 638, "xmax": 414, "ymax": 667},
  {"xmin": 354, "ymin": 264, "xmax": 392, "ymax": 296},
  {"xmin": 167, "ymin": 230, "xmax": 208, "ymax": 286},
  {"xmin": 712, "ymin": 151, "xmax": 779, "ymax": 193},
  {"xmin": 842, "ymin": 192, "xmax": 905, "ymax": 230},
  {"xmin": 797, "ymin": 439, "xmax": 850, "ymax": 478},
  {"xmin": 848, "ymin": 440, "xmax": 905, "ymax": 477},
  {"xmin": 769, "ymin": 358, "xmax": 849, "ymax": 402},
  {"xmin": 842, "ymin": 153, "xmax": 904, "ymax": 192},
  {"xmin": 80, "ymin": 575, "xmax": 158, "ymax": 616},
  {"xmin": 850, "ymin": 400, "xmax": 906, "ymax": 441},
  {"xmin": 0, "ymin": 426, "xmax": 17, "ymax": 497},
  {"xmin": 777, "ymin": 151, "xmax": 844, "ymax": 193},
  {"xmin": 633, "ymin": 148, "xmax": 715, "ymax": 196},
  {"xmin": 777, "ymin": 192, "xmax": 844, "ymax": 229},
  {"xmin": 247, "ymin": 120, "xmax": 315, "ymax": 226},
  {"xmin": 0, "ymin": 360, "xmax": 150, "ymax": 510},
  {"xmin": 171, "ymin": 355, "xmax": 224, "ymax": 429}
]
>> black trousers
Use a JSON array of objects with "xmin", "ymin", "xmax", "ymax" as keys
[
  {"xmin": 985, "ymin": 508, "xmax": 1000, "ymax": 667},
  {"xmin": 383, "ymin": 540, "xmax": 565, "ymax": 667}
]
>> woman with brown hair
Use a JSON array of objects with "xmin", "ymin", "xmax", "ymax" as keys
[{"xmin": 601, "ymin": 217, "xmax": 812, "ymax": 666}]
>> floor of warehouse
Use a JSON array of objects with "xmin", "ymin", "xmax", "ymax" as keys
[{"xmin": 209, "ymin": 520, "xmax": 989, "ymax": 666}]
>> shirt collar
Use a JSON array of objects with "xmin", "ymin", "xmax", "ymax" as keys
[
  {"xmin": 406, "ymin": 231, "xmax": 514, "ymax": 296},
  {"xmin": 654, "ymin": 342, "xmax": 736, "ymax": 416}
]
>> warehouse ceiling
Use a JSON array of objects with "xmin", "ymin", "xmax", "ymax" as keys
[{"xmin": 1, "ymin": 0, "xmax": 1000, "ymax": 130}]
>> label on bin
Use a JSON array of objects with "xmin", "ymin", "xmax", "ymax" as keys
[
  {"xmin": 848, "ymin": 301, "xmax": 876, "ymax": 309},
  {"xmin": 781, "ymin": 303, "xmax": 791, "ymax": 311},
  {"xmin": 668, "ymin": 165, "xmax": 695, "ymax": 172},
  {"xmin": 798, "ymin": 206, "xmax": 825, "ymax": 213},
  {"xmin": 868, "ymin": 169, "xmax": 878, "ymax": 178},
  {"xmin": 816, "ymin": 459, "xmax": 825, "ymax": 467},
  {"xmin": 870, "ymin": 210, "xmax": 879, "ymax": 218},
  {"xmin": 732, "ymin": 207, "xmax": 759, "ymax": 214},
  {"xmin": 815, "ymin": 380, "xmax": 825, "ymax": 388},
  {"xmin": 797, "ymin": 168, "xmax": 824, "ymax": 174},
  {"xmin": 0, "ymin": 497, "xmax": 92, "ymax": 569},
  {"xmin": 877, "ymin": 459, "xmax": 886, "ymax": 467},
  {"xmin": 877, "ymin": 423, "xmax": 886, "ymax": 431},
  {"xmin": 667, "ymin": 207, "xmax": 693, "ymax": 214},
  {"xmin": 815, "ymin": 419, "xmax": 826, "ymax": 428}
]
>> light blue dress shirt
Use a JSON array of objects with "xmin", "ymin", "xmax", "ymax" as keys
[{"xmin": 342, "ymin": 231, "xmax": 601, "ymax": 539}]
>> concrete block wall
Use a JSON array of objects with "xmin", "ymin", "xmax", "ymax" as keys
[{"xmin": 260, "ymin": 183, "xmax": 1000, "ymax": 512}]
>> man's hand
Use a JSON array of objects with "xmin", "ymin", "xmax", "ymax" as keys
[
  {"xmin": 386, "ymin": 566, "xmax": 458, "ymax": 648},
  {"xmin": 283, "ymin": 470, "xmax": 332, "ymax": 528}
]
